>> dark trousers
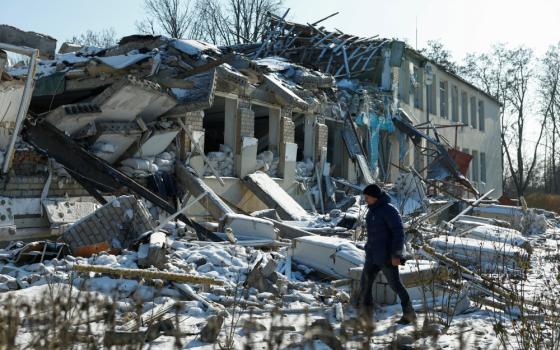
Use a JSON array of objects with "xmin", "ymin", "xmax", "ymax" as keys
[{"xmin": 359, "ymin": 260, "xmax": 412, "ymax": 313}]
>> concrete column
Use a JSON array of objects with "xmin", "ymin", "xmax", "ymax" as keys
[
  {"xmin": 235, "ymin": 107, "xmax": 256, "ymax": 177},
  {"xmin": 268, "ymin": 107, "xmax": 281, "ymax": 153},
  {"xmin": 303, "ymin": 114, "xmax": 316, "ymax": 161},
  {"xmin": 279, "ymin": 142, "xmax": 297, "ymax": 183},
  {"xmin": 314, "ymin": 122, "xmax": 328, "ymax": 161},
  {"xmin": 237, "ymin": 137, "xmax": 258, "ymax": 178},
  {"xmin": 381, "ymin": 49, "xmax": 391, "ymax": 91},
  {"xmin": 223, "ymin": 97, "xmax": 238, "ymax": 151}
]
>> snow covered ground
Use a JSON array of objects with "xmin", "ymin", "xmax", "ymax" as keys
[{"xmin": 0, "ymin": 225, "xmax": 558, "ymax": 349}]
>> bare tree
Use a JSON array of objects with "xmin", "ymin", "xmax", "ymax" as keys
[
  {"xmin": 193, "ymin": 0, "xmax": 283, "ymax": 45},
  {"xmin": 136, "ymin": 0, "xmax": 196, "ymax": 38},
  {"xmin": 420, "ymin": 40, "xmax": 458, "ymax": 74},
  {"xmin": 137, "ymin": 0, "xmax": 282, "ymax": 44},
  {"xmin": 462, "ymin": 45, "xmax": 545, "ymax": 198},
  {"xmin": 539, "ymin": 43, "xmax": 560, "ymax": 193},
  {"xmin": 67, "ymin": 28, "xmax": 118, "ymax": 48},
  {"xmin": 503, "ymin": 47, "xmax": 545, "ymax": 198}
]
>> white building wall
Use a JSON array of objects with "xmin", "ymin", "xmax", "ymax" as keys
[{"xmin": 398, "ymin": 58, "xmax": 503, "ymax": 198}]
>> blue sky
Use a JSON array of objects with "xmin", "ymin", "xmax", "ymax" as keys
[{"xmin": 1, "ymin": 0, "xmax": 560, "ymax": 61}]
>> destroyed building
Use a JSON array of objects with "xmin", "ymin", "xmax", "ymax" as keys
[
  {"xmin": 0, "ymin": 15, "xmax": 503, "ymax": 238},
  {"xmin": 0, "ymin": 15, "xmax": 556, "ymax": 350},
  {"xmin": 234, "ymin": 15, "xmax": 503, "ymax": 196}
]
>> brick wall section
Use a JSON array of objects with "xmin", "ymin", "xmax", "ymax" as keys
[
  {"xmin": 238, "ymin": 108, "xmax": 254, "ymax": 138},
  {"xmin": 2, "ymin": 175, "xmax": 149, "ymax": 198},
  {"xmin": 315, "ymin": 122, "xmax": 328, "ymax": 160},
  {"xmin": 280, "ymin": 117, "xmax": 295, "ymax": 144},
  {"xmin": 62, "ymin": 195, "xmax": 154, "ymax": 252},
  {"xmin": 180, "ymin": 110, "xmax": 205, "ymax": 157},
  {"xmin": 185, "ymin": 110, "xmax": 204, "ymax": 132},
  {"xmin": 11, "ymin": 150, "xmax": 47, "ymax": 176},
  {"xmin": 2, "ymin": 175, "xmax": 90, "ymax": 198}
]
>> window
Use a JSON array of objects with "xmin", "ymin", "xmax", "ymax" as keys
[
  {"xmin": 478, "ymin": 100, "xmax": 485, "ymax": 131},
  {"xmin": 451, "ymin": 85, "xmax": 459, "ymax": 122},
  {"xmin": 427, "ymin": 78, "xmax": 437, "ymax": 114},
  {"xmin": 470, "ymin": 96, "xmax": 477, "ymax": 129},
  {"xmin": 480, "ymin": 152, "xmax": 486, "ymax": 182},
  {"xmin": 440, "ymin": 81, "xmax": 448, "ymax": 118},
  {"xmin": 399, "ymin": 62, "xmax": 409, "ymax": 104},
  {"xmin": 471, "ymin": 150, "xmax": 479, "ymax": 182},
  {"xmin": 413, "ymin": 66, "xmax": 424, "ymax": 110},
  {"xmin": 461, "ymin": 91, "xmax": 468, "ymax": 125}
]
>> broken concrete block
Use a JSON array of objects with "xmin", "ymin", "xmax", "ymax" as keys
[
  {"xmin": 199, "ymin": 314, "xmax": 225, "ymax": 343},
  {"xmin": 0, "ymin": 197, "xmax": 16, "ymax": 240},
  {"xmin": 62, "ymin": 196, "xmax": 154, "ymax": 257},
  {"xmin": 244, "ymin": 259, "xmax": 280, "ymax": 295},
  {"xmin": 44, "ymin": 103, "xmax": 102, "ymax": 135},
  {"xmin": 429, "ymin": 235, "xmax": 528, "ymax": 271},
  {"xmin": 0, "ymin": 25, "xmax": 56, "ymax": 59},
  {"xmin": 459, "ymin": 225, "xmax": 530, "ymax": 251},
  {"xmin": 42, "ymin": 199, "xmax": 101, "ymax": 227},
  {"xmin": 219, "ymin": 213, "xmax": 277, "ymax": 241},
  {"xmin": 260, "ymin": 259, "xmax": 277, "ymax": 278},
  {"xmin": 91, "ymin": 75, "xmax": 176, "ymax": 122},
  {"xmin": 134, "ymin": 129, "xmax": 180, "ymax": 157},
  {"xmin": 176, "ymin": 164, "xmax": 235, "ymax": 220},
  {"xmin": 292, "ymin": 236, "xmax": 364, "ymax": 278},
  {"xmin": 138, "ymin": 231, "xmax": 168, "ymax": 268}
]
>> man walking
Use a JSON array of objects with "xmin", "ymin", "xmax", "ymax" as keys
[{"xmin": 359, "ymin": 184, "xmax": 416, "ymax": 324}]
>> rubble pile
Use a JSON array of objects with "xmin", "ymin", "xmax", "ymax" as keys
[{"xmin": 204, "ymin": 145, "xmax": 234, "ymax": 177}]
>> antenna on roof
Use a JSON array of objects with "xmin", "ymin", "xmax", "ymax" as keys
[{"xmin": 415, "ymin": 16, "xmax": 418, "ymax": 50}]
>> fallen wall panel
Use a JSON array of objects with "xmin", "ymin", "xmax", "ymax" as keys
[{"xmin": 243, "ymin": 171, "xmax": 312, "ymax": 221}]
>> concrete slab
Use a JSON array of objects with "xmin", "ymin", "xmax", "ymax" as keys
[
  {"xmin": 0, "ymin": 80, "xmax": 25, "ymax": 151},
  {"xmin": 134, "ymin": 129, "xmax": 180, "ymax": 157},
  {"xmin": 42, "ymin": 199, "xmax": 101, "ymax": 227},
  {"xmin": 45, "ymin": 103, "xmax": 102, "ymax": 135},
  {"xmin": 91, "ymin": 75, "xmax": 176, "ymax": 122},
  {"xmin": 292, "ymin": 235, "xmax": 364, "ymax": 278},
  {"xmin": 219, "ymin": 213, "xmax": 277, "ymax": 241},
  {"xmin": 243, "ymin": 171, "xmax": 312, "ymax": 221},
  {"xmin": 62, "ymin": 196, "xmax": 154, "ymax": 256},
  {"xmin": 0, "ymin": 25, "xmax": 56, "ymax": 59}
]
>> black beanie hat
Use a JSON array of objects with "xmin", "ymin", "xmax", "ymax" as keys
[{"xmin": 363, "ymin": 183, "xmax": 382, "ymax": 198}]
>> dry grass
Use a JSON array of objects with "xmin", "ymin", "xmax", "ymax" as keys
[{"xmin": 525, "ymin": 193, "xmax": 560, "ymax": 214}]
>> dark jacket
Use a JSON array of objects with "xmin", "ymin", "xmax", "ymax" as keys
[{"xmin": 364, "ymin": 191, "xmax": 405, "ymax": 266}]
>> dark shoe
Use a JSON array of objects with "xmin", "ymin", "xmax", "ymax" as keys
[
  {"xmin": 396, "ymin": 316, "xmax": 411, "ymax": 325},
  {"xmin": 396, "ymin": 308, "xmax": 417, "ymax": 325}
]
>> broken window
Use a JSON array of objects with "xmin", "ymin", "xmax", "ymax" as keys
[
  {"xmin": 478, "ymin": 100, "xmax": 485, "ymax": 131},
  {"xmin": 439, "ymin": 81, "xmax": 448, "ymax": 118},
  {"xmin": 471, "ymin": 150, "xmax": 479, "ymax": 182},
  {"xmin": 451, "ymin": 85, "xmax": 459, "ymax": 122},
  {"xmin": 461, "ymin": 91, "xmax": 469, "ymax": 125},
  {"xmin": 480, "ymin": 152, "xmax": 487, "ymax": 182},
  {"xmin": 470, "ymin": 96, "xmax": 478, "ymax": 129}
]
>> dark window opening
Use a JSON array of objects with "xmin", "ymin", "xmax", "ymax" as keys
[{"xmin": 203, "ymin": 96, "xmax": 225, "ymax": 152}]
